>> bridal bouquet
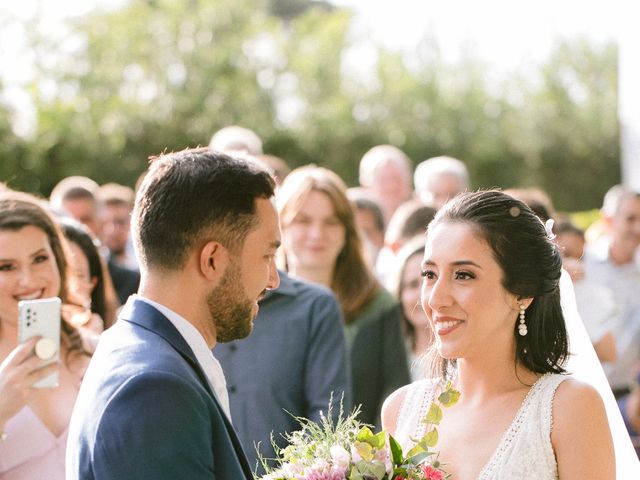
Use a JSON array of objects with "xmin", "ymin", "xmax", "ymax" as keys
[{"xmin": 258, "ymin": 383, "xmax": 460, "ymax": 480}]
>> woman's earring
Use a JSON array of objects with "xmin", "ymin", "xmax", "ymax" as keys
[{"xmin": 518, "ymin": 303, "xmax": 528, "ymax": 336}]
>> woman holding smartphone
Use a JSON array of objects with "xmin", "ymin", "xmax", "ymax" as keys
[{"xmin": 0, "ymin": 189, "xmax": 89, "ymax": 479}]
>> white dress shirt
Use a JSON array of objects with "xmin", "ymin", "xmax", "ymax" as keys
[
  {"xmin": 134, "ymin": 295, "xmax": 231, "ymax": 420},
  {"xmin": 583, "ymin": 242, "xmax": 640, "ymax": 390}
]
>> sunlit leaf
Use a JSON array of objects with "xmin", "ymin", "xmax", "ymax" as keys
[
  {"xmin": 356, "ymin": 426, "xmax": 374, "ymax": 442},
  {"xmin": 421, "ymin": 428, "xmax": 439, "ymax": 448},
  {"xmin": 438, "ymin": 385, "xmax": 461, "ymax": 407},
  {"xmin": 353, "ymin": 441, "xmax": 374, "ymax": 462},
  {"xmin": 424, "ymin": 402, "xmax": 443, "ymax": 425}
]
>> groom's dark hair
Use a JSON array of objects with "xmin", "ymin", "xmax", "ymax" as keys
[{"xmin": 132, "ymin": 147, "xmax": 275, "ymax": 271}]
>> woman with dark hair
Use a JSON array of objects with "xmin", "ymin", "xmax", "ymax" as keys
[
  {"xmin": 60, "ymin": 219, "xmax": 118, "ymax": 331},
  {"xmin": 0, "ymin": 190, "xmax": 91, "ymax": 479},
  {"xmin": 388, "ymin": 236, "xmax": 434, "ymax": 381},
  {"xmin": 277, "ymin": 165, "xmax": 409, "ymax": 428},
  {"xmin": 382, "ymin": 190, "xmax": 615, "ymax": 479}
]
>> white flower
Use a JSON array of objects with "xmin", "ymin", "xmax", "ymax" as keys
[
  {"xmin": 329, "ymin": 445, "xmax": 351, "ymax": 469},
  {"xmin": 349, "ymin": 443, "xmax": 363, "ymax": 463}
]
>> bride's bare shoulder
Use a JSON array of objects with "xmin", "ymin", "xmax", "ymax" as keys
[
  {"xmin": 381, "ymin": 383, "xmax": 414, "ymax": 433},
  {"xmin": 553, "ymin": 377, "xmax": 606, "ymax": 415},
  {"xmin": 552, "ymin": 377, "xmax": 615, "ymax": 477}
]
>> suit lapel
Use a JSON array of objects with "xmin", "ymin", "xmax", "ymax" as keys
[
  {"xmin": 119, "ymin": 298, "xmax": 254, "ymax": 478},
  {"xmin": 119, "ymin": 298, "xmax": 215, "ymax": 399}
]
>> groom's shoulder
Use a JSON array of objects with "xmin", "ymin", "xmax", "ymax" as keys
[{"xmin": 85, "ymin": 318, "xmax": 200, "ymax": 396}]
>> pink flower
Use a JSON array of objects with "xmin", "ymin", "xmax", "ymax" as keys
[
  {"xmin": 330, "ymin": 445, "xmax": 351, "ymax": 469},
  {"xmin": 303, "ymin": 465, "xmax": 347, "ymax": 480},
  {"xmin": 420, "ymin": 464, "xmax": 445, "ymax": 480}
]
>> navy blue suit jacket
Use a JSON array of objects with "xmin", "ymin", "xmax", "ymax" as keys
[{"xmin": 66, "ymin": 298, "xmax": 253, "ymax": 480}]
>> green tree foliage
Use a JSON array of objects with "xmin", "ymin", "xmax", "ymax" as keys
[
  {"xmin": 0, "ymin": 0, "xmax": 620, "ymax": 211},
  {"xmin": 526, "ymin": 39, "xmax": 620, "ymax": 209}
]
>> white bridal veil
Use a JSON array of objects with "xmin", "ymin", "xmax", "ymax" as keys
[{"xmin": 560, "ymin": 270, "xmax": 640, "ymax": 478}]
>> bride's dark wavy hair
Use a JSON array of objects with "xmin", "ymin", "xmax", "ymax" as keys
[{"xmin": 424, "ymin": 189, "xmax": 568, "ymax": 379}]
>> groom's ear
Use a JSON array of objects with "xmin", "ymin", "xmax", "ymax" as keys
[{"xmin": 199, "ymin": 240, "xmax": 230, "ymax": 284}]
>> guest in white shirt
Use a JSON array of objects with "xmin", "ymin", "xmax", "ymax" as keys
[{"xmin": 583, "ymin": 185, "xmax": 640, "ymax": 397}]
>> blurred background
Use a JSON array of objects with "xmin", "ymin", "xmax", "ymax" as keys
[{"xmin": 0, "ymin": 0, "xmax": 634, "ymax": 216}]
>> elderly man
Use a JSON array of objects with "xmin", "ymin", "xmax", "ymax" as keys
[
  {"xmin": 413, "ymin": 155, "xmax": 470, "ymax": 209},
  {"xmin": 359, "ymin": 145, "xmax": 414, "ymax": 223},
  {"xmin": 583, "ymin": 185, "xmax": 640, "ymax": 397}
]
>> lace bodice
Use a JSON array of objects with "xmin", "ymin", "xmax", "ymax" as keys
[{"xmin": 394, "ymin": 374, "xmax": 569, "ymax": 480}]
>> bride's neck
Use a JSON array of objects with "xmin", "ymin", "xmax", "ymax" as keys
[{"xmin": 454, "ymin": 356, "xmax": 538, "ymax": 402}]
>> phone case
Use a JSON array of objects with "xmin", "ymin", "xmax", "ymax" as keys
[{"xmin": 18, "ymin": 297, "xmax": 61, "ymax": 388}]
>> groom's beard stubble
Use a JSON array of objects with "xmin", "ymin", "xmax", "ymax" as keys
[{"xmin": 207, "ymin": 260, "xmax": 255, "ymax": 343}]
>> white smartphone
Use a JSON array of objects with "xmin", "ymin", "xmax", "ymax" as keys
[{"xmin": 18, "ymin": 297, "xmax": 61, "ymax": 388}]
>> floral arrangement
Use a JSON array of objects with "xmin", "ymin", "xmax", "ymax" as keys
[{"xmin": 258, "ymin": 382, "xmax": 460, "ymax": 480}]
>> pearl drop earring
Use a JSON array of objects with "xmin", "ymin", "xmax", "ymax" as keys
[{"xmin": 518, "ymin": 303, "xmax": 528, "ymax": 336}]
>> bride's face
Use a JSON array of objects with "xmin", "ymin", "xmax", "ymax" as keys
[{"xmin": 421, "ymin": 221, "xmax": 519, "ymax": 360}]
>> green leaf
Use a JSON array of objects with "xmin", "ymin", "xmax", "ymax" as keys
[
  {"xmin": 349, "ymin": 465, "xmax": 365, "ymax": 480},
  {"xmin": 353, "ymin": 440, "xmax": 374, "ymax": 462},
  {"xmin": 420, "ymin": 428, "xmax": 439, "ymax": 448},
  {"xmin": 368, "ymin": 430, "xmax": 387, "ymax": 449},
  {"xmin": 392, "ymin": 466, "xmax": 409, "ymax": 477},
  {"xmin": 356, "ymin": 426, "xmax": 385, "ymax": 449},
  {"xmin": 405, "ymin": 441, "xmax": 426, "ymax": 459},
  {"xmin": 438, "ymin": 386, "xmax": 461, "ymax": 408},
  {"xmin": 407, "ymin": 451, "xmax": 434, "ymax": 465},
  {"xmin": 356, "ymin": 426, "xmax": 374, "ymax": 441},
  {"xmin": 352, "ymin": 460, "xmax": 387, "ymax": 479},
  {"xmin": 389, "ymin": 434, "xmax": 404, "ymax": 465},
  {"xmin": 424, "ymin": 402, "xmax": 443, "ymax": 425}
]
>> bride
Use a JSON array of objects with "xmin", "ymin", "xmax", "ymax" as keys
[{"xmin": 382, "ymin": 190, "xmax": 616, "ymax": 479}]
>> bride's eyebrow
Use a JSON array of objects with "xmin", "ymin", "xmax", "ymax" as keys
[{"xmin": 422, "ymin": 259, "xmax": 483, "ymax": 269}]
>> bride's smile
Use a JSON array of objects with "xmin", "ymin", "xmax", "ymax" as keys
[{"xmin": 421, "ymin": 221, "xmax": 520, "ymax": 360}]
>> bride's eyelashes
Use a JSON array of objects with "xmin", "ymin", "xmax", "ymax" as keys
[
  {"xmin": 421, "ymin": 269, "xmax": 434, "ymax": 279},
  {"xmin": 454, "ymin": 270, "xmax": 475, "ymax": 280},
  {"xmin": 419, "ymin": 269, "xmax": 476, "ymax": 280}
]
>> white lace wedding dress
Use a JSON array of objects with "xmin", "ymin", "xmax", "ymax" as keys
[{"xmin": 394, "ymin": 374, "xmax": 567, "ymax": 479}]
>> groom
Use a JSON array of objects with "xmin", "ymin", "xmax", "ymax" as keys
[{"xmin": 66, "ymin": 148, "xmax": 281, "ymax": 479}]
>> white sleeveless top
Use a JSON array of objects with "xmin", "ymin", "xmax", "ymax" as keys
[{"xmin": 394, "ymin": 373, "xmax": 568, "ymax": 480}]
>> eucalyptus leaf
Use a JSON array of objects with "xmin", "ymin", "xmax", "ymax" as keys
[
  {"xmin": 368, "ymin": 430, "xmax": 387, "ymax": 449},
  {"xmin": 405, "ymin": 443, "xmax": 426, "ymax": 459},
  {"xmin": 424, "ymin": 402, "xmax": 443, "ymax": 425},
  {"xmin": 354, "ymin": 441, "xmax": 374, "ymax": 462},
  {"xmin": 356, "ymin": 426, "xmax": 374, "ymax": 441},
  {"xmin": 408, "ymin": 451, "xmax": 434, "ymax": 465},
  {"xmin": 353, "ymin": 460, "xmax": 387, "ymax": 479},
  {"xmin": 438, "ymin": 388, "xmax": 461, "ymax": 407},
  {"xmin": 421, "ymin": 428, "xmax": 439, "ymax": 448}
]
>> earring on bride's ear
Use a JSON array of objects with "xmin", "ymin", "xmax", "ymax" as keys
[{"xmin": 518, "ymin": 303, "xmax": 527, "ymax": 336}]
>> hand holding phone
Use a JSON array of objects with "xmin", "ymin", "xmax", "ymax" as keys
[
  {"xmin": 0, "ymin": 339, "xmax": 59, "ymax": 425},
  {"xmin": 17, "ymin": 297, "xmax": 61, "ymax": 388}
]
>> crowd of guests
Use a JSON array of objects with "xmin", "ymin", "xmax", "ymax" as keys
[{"xmin": 0, "ymin": 123, "xmax": 639, "ymax": 478}]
